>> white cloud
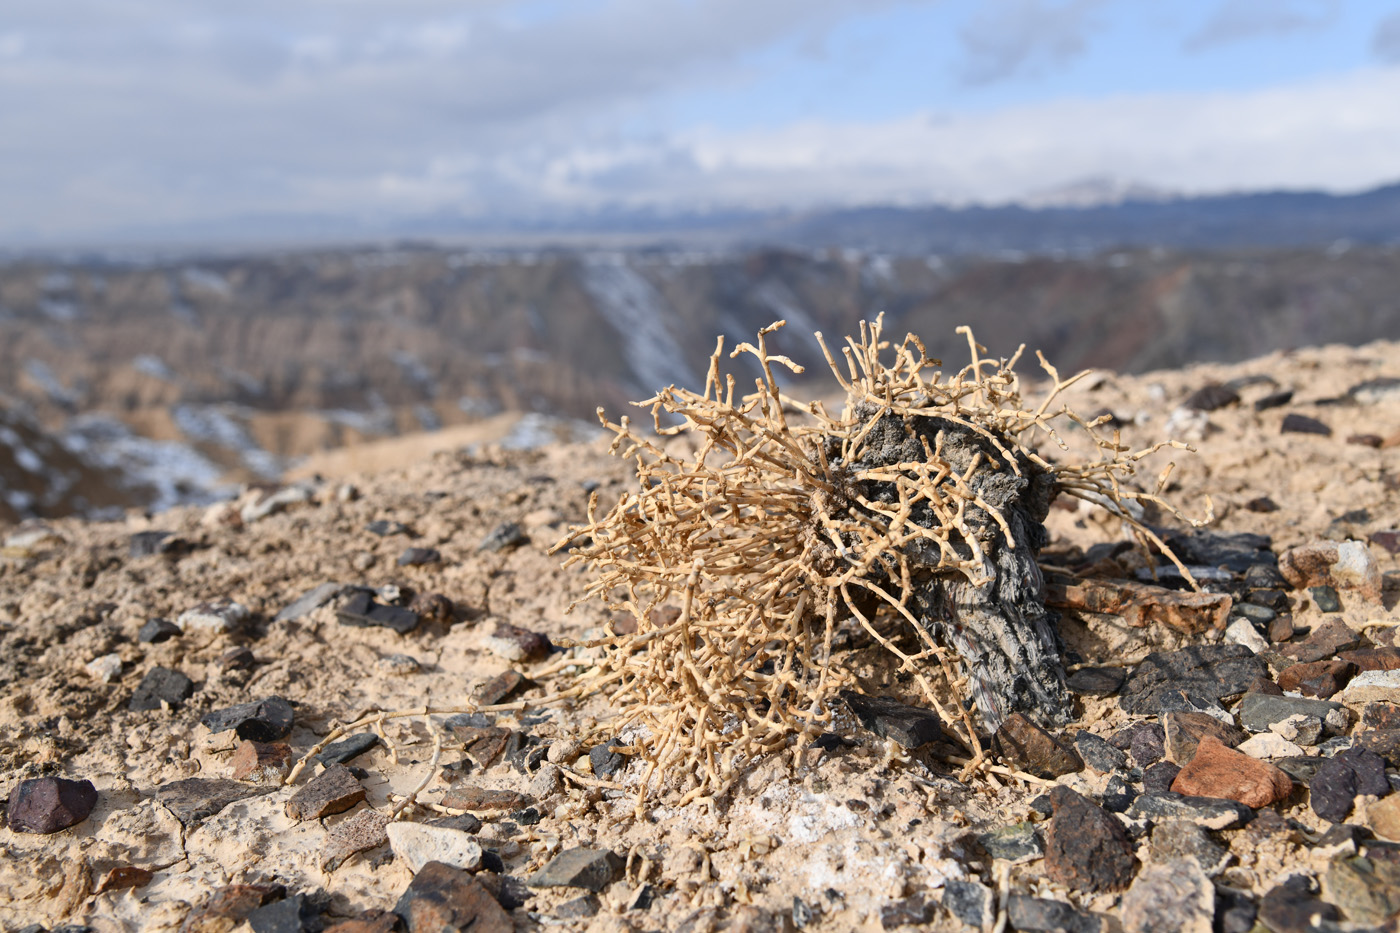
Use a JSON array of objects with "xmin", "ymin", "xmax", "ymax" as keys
[
  {"xmin": 1, "ymin": 1, "xmax": 1398, "ymax": 241},
  {"xmin": 1184, "ymin": 0, "xmax": 1341, "ymax": 52},
  {"xmin": 1375, "ymin": 10, "xmax": 1400, "ymax": 63},
  {"xmin": 955, "ymin": 0, "xmax": 1106, "ymax": 86},
  {"xmin": 381, "ymin": 66, "xmax": 1400, "ymax": 212}
]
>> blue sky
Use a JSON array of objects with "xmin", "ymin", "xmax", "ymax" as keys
[{"xmin": 2, "ymin": 0, "xmax": 1399, "ymax": 241}]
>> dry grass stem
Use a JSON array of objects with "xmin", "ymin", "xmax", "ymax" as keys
[{"xmin": 550, "ymin": 316, "xmax": 1207, "ymax": 801}]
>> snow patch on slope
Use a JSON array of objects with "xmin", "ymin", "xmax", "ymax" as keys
[{"xmin": 582, "ymin": 257, "xmax": 698, "ymax": 394}]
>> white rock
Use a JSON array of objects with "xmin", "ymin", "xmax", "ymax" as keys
[
  {"xmin": 1225, "ymin": 618, "xmax": 1269, "ymax": 654},
  {"xmin": 85, "ymin": 653, "xmax": 123, "ymax": 683},
  {"xmin": 1333, "ymin": 540, "xmax": 1381, "ymax": 596},
  {"xmin": 385, "ymin": 822, "xmax": 483, "ymax": 874},
  {"xmin": 1164, "ymin": 407, "xmax": 1210, "ymax": 442},
  {"xmin": 1236, "ymin": 733, "xmax": 1303, "ymax": 759},
  {"xmin": 240, "ymin": 484, "xmax": 313, "ymax": 523},
  {"xmin": 1120, "ymin": 858, "xmax": 1214, "ymax": 933},
  {"xmin": 176, "ymin": 598, "xmax": 249, "ymax": 633},
  {"xmin": 1271, "ymin": 714, "xmax": 1322, "ymax": 746},
  {"xmin": 547, "ymin": 739, "xmax": 582, "ymax": 765},
  {"xmin": 1337, "ymin": 669, "xmax": 1400, "ymax": 707}
]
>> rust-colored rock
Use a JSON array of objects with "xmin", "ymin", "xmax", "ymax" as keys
[
  {"xmin": 1044, "ymin": 787, "xmax": 1136, "ymax": 893},
  {"xmin": 286, "ymin": 763, "xmax": 365, "ymax": 821},
  {"xmin": 992, "ymin": 713, "xmax": 1083, "ymax": 779},
  {"xmin": 1171, "ymin": 736, "xmax": 1293, "ymax": 808},
  {"xmin": 1340, "ymin": 648, "xmax": 1400, "ymax": 672},
  {"xmin": 323, "ymin": 808, "xmax": 391, "ymax": 871},
  {"xmin": 1045, "ymin": 578, "xmax": 1231, "ymax": 634},
  {"xmin": 451, "ymin": 725, "xmax": 511, "ymax": 768},
  {"xmin": 1281, "ymin": 618, "xmax": 1362, "ymax": 663},
  {"xmin": 96, "ymin": 865, "xmax": 154, "ymax": 894},
  {"xmin": 180, "ymin": 883, "xmax": 285, "ymax": 933},
  {"xmin": 1277, "ymin": 659, "xmax": 1357, "ymax": 698},
  {"xmin": 1163, "ymin": 711, "xmax": 1247, "ymax": 764},
  {"xmin": 440, "ymin": 785, "xmax": 531, "ymax": 813},
  {"xmin": 5, "ymin": 776, "xmax": 98, "ymax": 834},
  {"xmin": 229, "ymin": 740, "xmax": 293, "ymax": 783},
  {"xmin": 473, "ymin": 670, "xmax": 526, "ymax": 705},
  {"xmin": 393, "ymin": 860, "xmax": 513, "ymax": 933}
]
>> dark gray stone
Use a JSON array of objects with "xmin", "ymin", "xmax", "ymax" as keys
[
  {"xmin": 1065, "ymin": 666, "xmax": 1124, "ymax": 697},
  {"xmin": 1239, "ymin": 693, "xmax": 1342, "ymax": 733},
  {"xmin": 1006, "ymin": 895, "xmax": 1107, "ymax": 933},
  {"xmin": 336, "ymin": 591, "xmax": 419, "ymax": 634},
  {"xmin": 1259, "ymin": 876, "xmax": 1338, "ymax": 933},
  {"xmin": 1142, "ymin": 761, "xmax": 1182, "ymax": 795},
  {"xmin": 879, "ymin": 892, "xmax": 935, "ymax": 929},
  {"xmin": 1165, "ymin": 529, "xmax": 1272, "ymax": 572},
  {"xmin": 527, "ymin": 848, "xmax": 623, "ymax": 891},
  {"xmin": 200, "ymin": 696, "xmax": 295, "ymax": 742},
  {"xmin": 155, "ymin": 777, "xmax": 264, "ymax": 825},
  {"xmin": 588, "ymin": 740, "xmax": 626, "ymax": 779},
  {"xmin": 246, "ymin": 893, "xmax": 323, "ymax": 933},
  {"xmin": 315, "ymin": 732, "xmax": 380, "ymax": 767},
  {"xmin": 137, "ymin": 618, "xmax": 181, "ymax": 644},
  {"xmin": 129, "ymin": 531, "xmax": 173, "ymax": 557},
  {"xmin": 479, "ymin": 522, "xmax": 528, "ymax": 553},
  {"xmin": 1183, "ymin": 383, "xmax": 1239, "ymax": 412},
  {"xmin": 1126, "ymin": 793, "xmax": 1253, "ymax": 831},
  {"xmin": 1044, "ymin": 787, "xmax": 1135, "ymax": 893},
  {"xmin": 1281, "ymin": 413, "xmax": 1332, "ymax": 436},
  {"xmin": 977, "ymin": 822, "xmax": 1042, "ymax": 863},
  {"xmin": 1075, "ymin": 730, "xmax": 1127, "ymax": 774},
  {"xmin": 1253, "ymin": 390, "xmax": 1293, "ymax": 412},
  {"xmin": 274, "ymin": 583, "xmax": 345, "ymax": 623},
  {"xmin": 1276, "ymin": 756, "xmax": 1324, "ymax": 786},
  {"xmin": 5, "ymin": 777, "xmax": 98, "ymax": 834},
  {"xmin": 1149, "ymin": 820, "xmax": 1229, "ymax": 876},
  {"xmin": 1126, "ymin": 722, "xmax": 1167, "ymax": 768},
  {"xmin": 1233, "ymin": 602, "xmax": 1277, "ymax": 625},
  {"xmin": 1119, "ymin": 645, "xmax": 1264, "ymax": 715},
  {"xmin": 366, "ymin": 520, "xmax": 413, "ymax": 537},
  {"xmin": 942, "ymin": 881, "xmax": 992, "ymax": 929},
  {"xmin": 1311, "ymin": 747, "xmax": 1391, "ymax": 823},
  {"xmin": 1102, "ymin": 774, "xmax": 1137, "ymax": 813},
  {"xmin": 1309, "ymin": 585, "xmax": 1341, "ymax": 613},
  {"xmin": 129, "ymin": 666, "xmax": 194, "ymax": 711},
  {"xmin": 840, "ymin": 691, "xmax": 952, "ymax": 749},
  {"xmin": 556, "ymin": 895, "xmax": 600, "ymax": 919},
  {"xmin": 397, "ymin": 547, "xmax": 441, "ymax": 567},
  {"xmin": 1245, "ymin": 563, "xmax": 1288, "ymax": 588},
  {"xmin": 1215, "ymin": 888, "xmax": 1258, "ymax": 933}
]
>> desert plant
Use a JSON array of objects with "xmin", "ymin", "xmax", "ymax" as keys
[{"xmin": 553, "ymin": 316, "xmax": 1206, "ymax": 804}]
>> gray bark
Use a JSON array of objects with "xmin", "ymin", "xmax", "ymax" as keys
[{"xmin": 837, "ymin": 405, "xmax": 1074, "ymax": 729}]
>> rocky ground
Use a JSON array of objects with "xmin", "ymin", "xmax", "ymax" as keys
[{"xmin": 1, "ymin": 337, "xmax": 1399, "ymax": 933}]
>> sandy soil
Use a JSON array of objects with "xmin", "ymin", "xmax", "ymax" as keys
[{"xmin": 1, "ymin": 337, "xmax": 1398, "ymax": 932}]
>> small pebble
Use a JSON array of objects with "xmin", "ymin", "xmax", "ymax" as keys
[{"xmin": 85, "ymin": 653, "xmax": 122, "ymax": 683}]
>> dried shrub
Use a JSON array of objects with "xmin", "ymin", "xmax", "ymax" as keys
[{"xmin": 554, "ymin": 316, "xmax": 1206, "ymax": 803}]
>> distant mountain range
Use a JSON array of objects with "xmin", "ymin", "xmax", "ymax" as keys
[
  {"xmin": 9, "ymin": 179, "xmax": 1400, "ymax": 257},
  {"xmin": 4, "ymin": 241, "xmax": 1400, "ymax": 522}
]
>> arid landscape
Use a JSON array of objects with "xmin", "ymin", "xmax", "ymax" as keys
[
  {"xmin": 1, "ymin": 322, "xmax": 1398, "ymax": 932},
  {"xmin": 3, "ymin": 244, "xmax": 1400, "ymax": 525}
]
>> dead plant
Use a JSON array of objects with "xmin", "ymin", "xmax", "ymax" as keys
[{"xmin": 550, "ymin": 316, "xmax": 1207, "ymax": 804}]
